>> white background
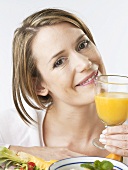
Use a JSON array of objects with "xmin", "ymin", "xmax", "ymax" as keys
[{"xmin": 0, "ymin": 0, "xmax": 128, "ymax": 112}]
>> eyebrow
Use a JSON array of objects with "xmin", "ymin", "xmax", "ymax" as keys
[
  {"xmin": 76, "ymin": 34, "xmax": 85, "ymax": 43},
  {"xmin": 48, "ymin": 33, "xmax": 85, "ymax": 63},
  {"xmin": 48, "ymin": 50, "xmax": 65, "ymax": 64}
]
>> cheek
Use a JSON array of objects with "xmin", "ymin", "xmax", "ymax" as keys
[
  {"xmin": 46, "ymin": 76, "xmax": 72, "ymax": 99},
  {"xmin": 50, "ymin": 69, "xmax": 72, "ymax": 86},
  {"xmin": 94, "ymin": 54, "xmax": 106, "ymax": 74},
  {"xmin": 44, "ymin": 75, "xmax": 66, "ymax": 91},
  {"xmin": 89, "ymin": 50, "xmax": 106, "ymax": 74},
  {"xmin": 99, "ymin": 59, "xmax": 106, "ymax": 74}
]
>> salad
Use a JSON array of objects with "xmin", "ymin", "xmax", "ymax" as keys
[
  {"xmin": 0, "ymin": 147, "xmax": 56, "ymax": 170},
  {"xmin": 81, "ymin": 160, "xmax": 115, "ymax": 170},
  {"xmin": 0, "ymin": 147, "xmax": 123, "ymax": 170}
]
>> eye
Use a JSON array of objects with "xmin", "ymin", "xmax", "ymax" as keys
[
  {"xmin": 53, "ymin": 57, "xmax": 67, "ymax": 68},
  {"xmin": 78, "ymin": 40, "xmax": 89, "ymax": 51}
]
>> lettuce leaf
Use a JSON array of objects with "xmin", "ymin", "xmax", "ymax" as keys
[{"xmin": 0, "ymin": 146, "xmax": 27, "ymax": 168}]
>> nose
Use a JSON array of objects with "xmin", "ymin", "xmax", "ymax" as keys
[{"xmin": 71, "ymin": 53, "xmax": 92, "ymax": 73}]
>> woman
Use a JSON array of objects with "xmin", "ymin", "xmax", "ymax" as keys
[{"xmin": 0, "ymin": 8, "xmax": 128, "ymax": 162}]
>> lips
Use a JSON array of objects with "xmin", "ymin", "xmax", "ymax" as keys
[{"xmin": 76, "ymin": 70, "xmax": 98, "ymax": 86}]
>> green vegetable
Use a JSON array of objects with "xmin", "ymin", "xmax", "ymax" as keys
[
  {"xmin": 100, "ymin": 160, "xmax": 113, "ymax": 170},
  {"xmin": 81, "ymin": 160, "xmax": 114, "ymax": 170},
  {"xmin": 81, "ymin": 163, "xmax": 95, "ymax": 170},
  {"xmin": 0, "ymin": 146, "xmax": 27, "ymax": 169}
]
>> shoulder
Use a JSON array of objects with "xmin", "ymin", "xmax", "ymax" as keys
[
  {"xmin": 0, "ymin": 107, "xmax": 38, "ymax": 124},
  {"xmin": 0, "ymin": 108, "xmax": 40, "ymax": 145},
  {"xmin": 0, "ymin": 108, "xmax": 19, "ymax": 124}
]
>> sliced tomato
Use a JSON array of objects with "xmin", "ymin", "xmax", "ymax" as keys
[
  {"xmin": 19, "ymin": 167, "xmax": 24, "ymax": 170},
  {"xmin": 27, "ymin": 162, "xmax": 36, "ymax": 170}
]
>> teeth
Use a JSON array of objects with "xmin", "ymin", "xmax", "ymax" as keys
[{"xmin": 80, "ymin": 72, "xmax": 97, "ymax": 85}]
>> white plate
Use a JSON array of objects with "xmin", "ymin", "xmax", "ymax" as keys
[{"xmin": 48, "ymin": 156, "xmax": 128, "ymax": 170}]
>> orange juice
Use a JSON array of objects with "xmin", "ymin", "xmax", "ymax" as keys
[{"xmin": 95, "ymin": 92, "xmax": 128, "ymax": 126}]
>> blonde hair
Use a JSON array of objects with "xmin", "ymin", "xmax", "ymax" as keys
[{"xmin": 13, "ymin": 8, "xmax": 96, "ymax": 124}]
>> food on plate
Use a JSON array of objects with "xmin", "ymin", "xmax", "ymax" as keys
[
  {"xmin": 106, "ymin": 153, "xmax": 122, "ymax": 162},
  {"xmin": 0, "ymin": 146, "xmax": 123, "ymax": 170},
  {"xmin": 0, "ymin": 146, "xmax": 56, "ymax": 170},
  {"xmin": 81, "ymin": 160, "xmax": 115, "ymax": 170}
]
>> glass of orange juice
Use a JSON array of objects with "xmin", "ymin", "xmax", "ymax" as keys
[{"xmin": 92, "ymin": 75, "xmax": 128, "ymax": 149}]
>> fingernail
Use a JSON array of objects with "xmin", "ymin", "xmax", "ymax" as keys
[
  {"xmin": 104, "ymin": 145, "xmax": 107, "ymax": 149},
  {"xmin": 100, "ymin": 134, "xmax": 105, "ymax": 139},
  {"xmin": 104, "ymin": 145, "xmax": 110, "ymax": 149},
  {"xmin": 99, "ymin": 138, "xmax": 106, "ymax": 144},
  {"xmin": 102, "ymin": 129, "xmax": 107, "ymax": 134}
]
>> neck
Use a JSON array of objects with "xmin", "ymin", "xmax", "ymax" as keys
[
  {"xmin": 48, "ymin": 102, "xmax": 104, "ymax": 136},
  {"xmin": 44, "ymin": 102, "xmax": 106, "ymax": 156}
]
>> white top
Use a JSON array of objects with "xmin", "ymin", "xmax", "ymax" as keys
[
  {"xmin": 0, "ymin": 108, "xmax": 45, "ymax": 147},
  {"xmin": 0, "ymin": 108, "xmax": 127, "ymax": 165}
]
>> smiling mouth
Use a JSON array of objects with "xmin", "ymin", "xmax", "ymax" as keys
[{"xmin": 76, "ymin": 70, "xmax": 98, "ymax": 86}]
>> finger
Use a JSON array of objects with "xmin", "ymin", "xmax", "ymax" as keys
[
  {"xmin": 99, "ymin": 138, "xmax": 128, "ymax": 149},
  {"xmin": 100, "ymin": 134, "xmax": 128, "ymax": 140},
  {"xmin": 104, "ymin": 145, "xmax": 128, "ymax": 157},
  {"xmin": 102, "ymin": 124, "xmax": 128, "ymax": 135}
]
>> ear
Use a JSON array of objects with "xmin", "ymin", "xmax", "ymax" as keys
[{"xmin": 32, "ymin": 78, "xmax": 49, "ymax": 96}]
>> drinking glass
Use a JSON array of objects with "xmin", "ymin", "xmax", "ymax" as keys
[{"xmin": 92, "ymin": 75, "xmax": 128, "ymax": 149}]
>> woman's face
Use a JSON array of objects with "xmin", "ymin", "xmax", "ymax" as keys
[{"xmin": 32, "ymin": 22, "xmax": 105, "ymax": 106}]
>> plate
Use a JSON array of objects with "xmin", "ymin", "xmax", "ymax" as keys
[{"xmin": 48, "ymin": 156, "xmax": 128, "ymax": 170}]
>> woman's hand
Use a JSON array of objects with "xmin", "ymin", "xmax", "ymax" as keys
[
  {"xmin": 99, "ymin": 124, "xmax": 128, "ymax": 157},
  {"xmin": 9, "ymin": 146, "xmax": 85, "ymax": 160}
]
